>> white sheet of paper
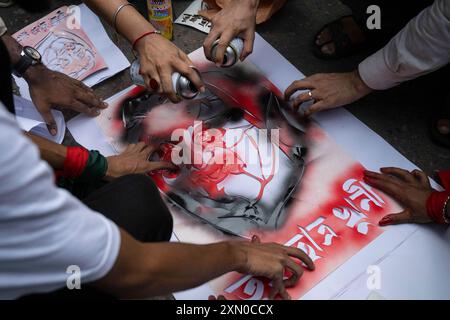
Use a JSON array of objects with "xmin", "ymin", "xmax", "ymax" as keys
[
  {"xmin": 67, "ymin": 33, "xmax": 450, "ymax": 299},
  {"xmin": 14, "ymin": 95, "xmax": 65, "ymax": 143},
  {"xmin": 14, "ymin": 4, "xmax": 130, "ymax": 100},
  {"xmin": 174, "ymin": 0, "xmax": 212, "ymax": 34}
]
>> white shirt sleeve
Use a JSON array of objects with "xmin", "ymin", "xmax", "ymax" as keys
[
  {"xmin": 0, "ymin": 103, "xmax": 121, "ymax": 299},
  {"xmin": 358, "ymin": 0, "xmax": 450, "ymax": 90}
]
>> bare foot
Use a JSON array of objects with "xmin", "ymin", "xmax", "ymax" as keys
[
  {"xmin": 437, "ymin": 119, "xmax": 450, "ymax": 135},
  {"xmin": 315, "ymin": 16, "xmax": 366, "ymax": 56}
]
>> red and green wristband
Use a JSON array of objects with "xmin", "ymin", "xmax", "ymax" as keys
[{"xmin": 60, "ymin": 146, "xmax": 108, "ymax": 182}]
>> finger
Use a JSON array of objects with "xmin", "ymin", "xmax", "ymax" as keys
[
  {"xmin": 304, "ymin": 100, "xmax": 328, "ymax": 117},
  {"xmin": 411, "ymin": 169, "xmax": 431, "ymax": 187},
  {"xmin": 284, "ymin": 80, "xmax": 314, "ymax": 101},
  {"xmin": 241, "ymin": 29, "xmax": 255, "ymax": 61},
  {"xmin": 75, "ymin": 81, "xmax": 108, "ymax": 109},
  {"xmin": 285, "ymin": 246, "xmax": 315, "ymax": 270},
  {"xmin": 32, "ymin": 98, "xmax": 58, "ymax": 136},
  {"xmin": 175, "ymin": 60, "xmax": 205, "ymax": 93},
  {"xmin": 214, "ymin": 30, "xmax": 235, "ymax": 66},
  {"xmin": 159, "ymin": 66, "xmax": 179, "ymax": 103},
  {"xmin": 291, "ymin": 91, "xmax": 314, "ymax": 111},
  {"xmin": 283, "ymin": 259, "xmax": 302, "ymax": 288},
  {"xmin": 72, "ymin": 99, "xmax": 101, "ymax": 117},
  {"xmin": 147, "ymin": 161, "xmax": 178, "ymax": 172},
  {"xmin": 140, "ymin": 144, "xmax": 156, "ymax": 157},
  {"xmin": 204, "ymin": 30, "xmax": 220, "ymax": 61},
  {"xmin": 378, "ymin": 211, "xmax": 412, "ymax": 226},
  {"xmin": 363, "ymin": 172, "xmax": 406, "ymax": 203},
  {"xmin": 251, "ymin": 235, "xmax": 261, "ymax": 244},
  {"xmin": 41, "ymin": 109, "xmax": 58, "ymax": 136},
  {"xmin": 269, "ymin": 278, "xmax": 290, "ymax": 300},
  {"xmin": 364, "ymin": 170, "xmax": 403, "ymax": 187},
  {"xmin": 380, "ymin": 167, "xmax": 415, "ymax": 183},
  {"xmin": 141, "ymin": 65, "xmax": 163, "ymax": 94},
  {"xmin": 135, "ymin": 141, "xmax": 148, "ymax": 152}
]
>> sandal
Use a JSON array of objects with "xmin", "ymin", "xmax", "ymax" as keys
[
  {"xmin": 313, "ymin": 15, "xmax": 366, "ymax": 60},
  {"xmin": 429, "ymin": 96, "xmax": 450, "ymax": 148}
]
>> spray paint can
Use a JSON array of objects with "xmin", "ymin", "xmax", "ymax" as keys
[
  {"xmin": 130, "ymin": 59, "xmax": 199, "ymax": 100},
  {"xmin": 210, "ymin": 37, "xmax": 244, "ymax": 68},
  {"xmin": 147, "ymin": 0, "xmax": 173, "ymax": 40}
]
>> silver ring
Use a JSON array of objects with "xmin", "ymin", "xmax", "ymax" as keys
[{"xmin": 308, "ymin": 91, "xmax": 313, "ymax": 98}]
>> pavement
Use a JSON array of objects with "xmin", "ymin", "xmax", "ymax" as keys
[{"xmin": 1, "ymin": 0, "xmax": 449, "ymax": 176}]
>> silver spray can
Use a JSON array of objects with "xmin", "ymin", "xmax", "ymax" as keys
[
  {"xmin": 130, "ymin": 59, "xmax": 199, "ymax": 100},
  {"xmin": 210, "ymin": 37, "xmax": 244, "ymax": 68}
]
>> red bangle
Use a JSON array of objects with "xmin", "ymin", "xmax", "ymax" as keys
[
  {"xmin": 62, "ymin": 146, "xmax": 89, "ymax": 179},
  {"xmin": 132, "ymin": 30, "xmax": 162, "ymax": 50}
]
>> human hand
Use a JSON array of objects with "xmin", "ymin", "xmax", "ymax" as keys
[
  {"xmin": 134, "ymin": 34, "xmax": 205, "ymax": 102},
  {"xmin": 363, "ymin": 167, "xmax": 435, "ymax": 225},
  {"xmin": 232, "ymin": 235, "xmax": 314, "ymax": 300},
  {"xmin": 25, "ymin": 64, "xmax": 107, "ymax": 136},
  {"xmin": 203, "ymin": 0, "xmax": 258, "ymax": 65},
  {"xmin": 105, "ymin": 142, "xmax": 177, "ymax": 180},
  {"xmin": 284, "ymin": 70, "xmax": 372, "ymax": 117}
]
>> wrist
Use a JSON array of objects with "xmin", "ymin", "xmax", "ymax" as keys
[
  {"xmin": 23, "ymin": 63, "xmax": 47, "ymax": 85},
  {"xmin": 133, "ymin": 30, "xmax": 162, "ymax": 52},
  {"xmin": 351, "ymin": 69, "xmax": 372, "ymax": 96},
  {"xmin": 227, "ymin": 241, "xmax": 248, "ymax": 273}
]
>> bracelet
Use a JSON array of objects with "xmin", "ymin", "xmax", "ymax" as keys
[
  {"xmin": 132, "ymin": 30, "xmax": 162, "ymax": 50},
  {"xmin": 443, "ymin": 195, "xmax": 450, "ymax": 224},
  {"xmin": 62, "ymin": 146, "xmax": 89, "ymax": 179},
  {"xmin": 78, "ymin": 150, "xmax": 108, "ymax": 182},
  {"xmin": 113, "ymin": 3, "xmax": 136, "ymax": 32}
]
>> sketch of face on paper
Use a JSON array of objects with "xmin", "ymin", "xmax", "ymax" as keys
[
  {"xmin": 112, "ymin": 63, "xmax": 309, "ymax": 237},
  {"xmin": 37, "ymin": 27, "xmax": 97, "ymax": 79},
  {"xmin": 13, "ymin": 6, "xmax": 107, "ymax": 81}
]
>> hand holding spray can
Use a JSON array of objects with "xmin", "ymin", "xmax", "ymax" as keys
[
  {"xmin": 130, "ymin": 59, "xmax": 199, "ymax": 100},
  {"xmin": 209, "ymin": 37, "xmax": 244, "ymax": 68}
]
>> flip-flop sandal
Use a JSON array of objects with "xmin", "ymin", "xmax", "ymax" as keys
[
  {"xmin": 0, "ymin": 0, "xmax": 13, "ymax": 8},
  {"xmin": 429, "ymin": 102, "xmax": 450, "ymax": 148},
  {"xmin": 313, "ymin": 15, "xmax": 365, "ymax": 60}
]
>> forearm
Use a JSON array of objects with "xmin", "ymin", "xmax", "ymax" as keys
[
  {"xmin": 95, "ymin": 229, "xmax": 244, "ymax": 298},
  {"xmin": 358, "ymin": 0, "xmax": 450, "ymax": 90},
  {"xmin": 24, "ymin": 132, "xmax": 67, "ymax": 170},
  {"xmin": 83, "ymin": 0, "xmax": 155, "ymax": 44},
  {"xmin": 0, "ymin": 33, "xmax": 22, "ymax": 65}
]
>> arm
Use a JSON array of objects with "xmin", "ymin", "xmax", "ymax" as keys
[
  {"xmin": 93, "ymin": 231, "xmax": 314, "ymax": 300},
  {"xmin": 203, "ymin": 0, "xmax": 260, "ymax": 65},
  {"xmin": 284, "ymin": 0, "xmax": 450, "ymax": 116},
  {"xmin": 0, "ymin": 33, "xmax": 105, "ymax": 136},
  {"xmin": 358, "ymin": 0, "xmax": 450, "ymax": 90},
  {"xmin": 84, "ymin": 0, "xmax": 204, "ymax": 102},
  {"xmin": 25, "ymin": 133, "xmax": 176, "ymax": 179}
]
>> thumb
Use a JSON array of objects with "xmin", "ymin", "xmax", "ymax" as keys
[
  {"xmin": 379, "ymin": 211, "xmax": 412, "ymax": 226},
  {"xmin": 33, "ymin": 98, "xmax": 58, "ymax": 136},
  {"xmin": 251, "ymin": 235, "xmax": 261, "ymax": 244}
]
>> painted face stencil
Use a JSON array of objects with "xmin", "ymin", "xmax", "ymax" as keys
[{"xmin": 117, "ymin": 66, "xmax": 308, "ymax": 237}]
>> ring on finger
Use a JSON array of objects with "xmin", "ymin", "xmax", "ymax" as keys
[{"xmin": 149, "ymin": 78, "xmax": 159, "ymax": 91}]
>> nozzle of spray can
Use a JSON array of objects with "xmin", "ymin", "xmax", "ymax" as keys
[
  {"xmin": 130, "ymin": 59, "xmax": 199, "ymax": 100},
  {"xmin": 209, "ymin": 37, "xmax": 244, "ymax": 68}
]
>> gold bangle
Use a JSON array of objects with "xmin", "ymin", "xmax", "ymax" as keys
[{"xmin": 112, "ymin": 3, "xmax": 136, "ymax": 33}]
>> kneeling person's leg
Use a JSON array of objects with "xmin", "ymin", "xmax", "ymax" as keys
[{"xmin": 83, "ymin": 174, "xmax": 173, "ymax": 243}]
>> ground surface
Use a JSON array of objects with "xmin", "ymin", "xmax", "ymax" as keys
[{"xmin": 1, "ymin": 0, "xmax": 449, "ymax": 175}]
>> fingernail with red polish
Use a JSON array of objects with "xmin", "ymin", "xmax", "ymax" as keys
[{"xmin": 379, "ymin": 216, "xmax": 392, "ymax": 226}]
